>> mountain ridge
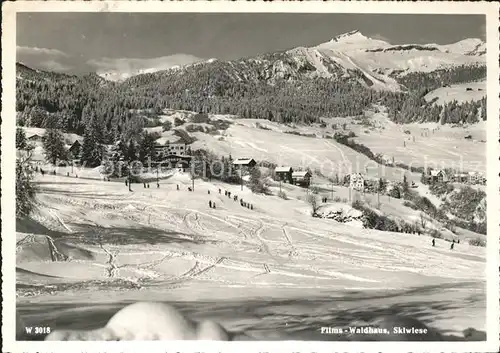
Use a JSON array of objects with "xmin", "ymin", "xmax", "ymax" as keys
[
  {"xmin": 15, "ymin": 29, "xmax": 487, "ymax": 138},
  {"xmin": 91, "ymin": 30, "xmax": 485, "ymax": 84}
]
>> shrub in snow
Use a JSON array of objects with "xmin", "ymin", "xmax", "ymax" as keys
[
  {"xmin": 468, "ymin": 237, "xmax": 486, "ymax": 247},
  {"xmin": 277, "ymin": 191, "xmax": 288, "ymax": 200}
]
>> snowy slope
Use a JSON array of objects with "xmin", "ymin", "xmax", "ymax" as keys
[
  {"xmin": 16, "ymin": 173, "xmax": 486, "ymax": 339},
  {"xmin": 424, "ymin": 80, "xmax": 486, "ymax": 105}
]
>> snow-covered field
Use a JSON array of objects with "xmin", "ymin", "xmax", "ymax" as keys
[
  {"xmin": 424, "ymin": 81, "xmax": 486, "ymax": 105},
  {"xmin": 16, "ymin": 172, "xmax": 486, "ymax": 339},
  {"xmin": 331, "ymin": 109, "xmax": 486, "ymax": 175},
  {"xmin": 187, "ymin": 111, "xmax": 485, "ymax": 179},
  {"xmin": 191, "ymin": 120, "xmax": 423, "ymax": 183}
]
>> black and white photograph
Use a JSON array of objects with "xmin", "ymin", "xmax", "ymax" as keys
[{"xmin": 2, "ymin": 1, "xmax": 499, "ymax": 351}]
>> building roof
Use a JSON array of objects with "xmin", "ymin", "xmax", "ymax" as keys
[
  {"xmin": 275, "ymin": 166, "xmax": 293, "ymax": 173},
  {"xmin": 233, "ymin": 158, "xmax": 256, "ymax": 165},
  {"xmin": 292, "ymin": 171, "xmax": 312, "ymax": 178},
  {"xmin": 430, "ymin": 170, "xmax": 445, "ymax": 176},
  {"xmin": 163, "ymin": 154, "xmax": 192, "ymax": 160},
  {"xmin": 168, "ymin": 135, "xmax": 193, "ymax": 145}
]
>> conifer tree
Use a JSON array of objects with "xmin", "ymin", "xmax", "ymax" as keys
[
  {"xmin": 16, "ymin": 128, "xmax": 37, "ymax": 218},
  {"xmin": 81, "ymin": 116, "xmax": 105, "ymax": 168},
  {"xmin": 43, "ymin": 128, "xmax": 68, "ymax": 166},
  {"xmin": 249, "ymin": 166, "xmax": 268, "ymax": 194},
  {"xmin": 138, "ymin": 132, "xmax": 158, "ymax": 163}
]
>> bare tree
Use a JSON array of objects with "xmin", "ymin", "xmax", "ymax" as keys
[
  {"xmin": 419, "ymin": 212, "xmax": 427, "ymax": 230},
  {"xmin": 307, "ymin": 194, "xmax": 320, "ymax": 216}
]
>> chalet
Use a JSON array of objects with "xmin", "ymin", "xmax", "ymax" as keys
[
  {"xmin": 27, "ymin": 133, "xmax": 44, "ymax": 142},
  {"xmin": 233, "ymin": 158, "xmax": 257, "ymax": 168},
  {"xmin": 166, "ymin": 142, "xmax": 190, "ymax": 156},
  {"xmin": 468, "ymin": 171, "xmax": 483, "ymax": 185},
  {"xmin": 153, "ymin": 145, "xmax": 169, "ymax": 160},
  {"xmin": 275, "ymin": 166, "xmax": 294, "ymax": 184},
  {"xmin": 430, "ymin": 169, "xmax": 448, "ymax": 183},
  {"xmin": 175, "ymin": 160, "xmax": 190, "ymax": 173},
  {"xmin": 152, "ymin": 136, "xmax": 193, "ymax": 159},
  {"xmin": 292, "ymin": 170, "xmax": 312, "ymax": 188},
  {"xmin": 68, "ymin": 140, "xmax": 82, "ymax": 158},
  {"xmin": 349, "ymin": 173, "xmax": 365, "ymax": 192},
  {"xmin": 161, "ymin": 154, "xmax": 192, "ymax": 169},
  {"xmin": 453, "ymin": 173, "xmax": 469, "ymax": 183}
]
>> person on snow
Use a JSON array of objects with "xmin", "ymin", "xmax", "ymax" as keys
[{"xmin": 432, "ymin": 238, "xmax": 435, "ymax": 247}]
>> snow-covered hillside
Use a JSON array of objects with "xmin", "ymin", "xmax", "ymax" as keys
[
  {"xmin": 424, "ymin": 80, "xmax": 486, "ymax": 105},
  {"xmin": 17, "ymin": 173, "xmax": 486, "ymax": 339},
  {"xmin": 314, "ymin": 31, "xmax": 485, "ymax": 80}
]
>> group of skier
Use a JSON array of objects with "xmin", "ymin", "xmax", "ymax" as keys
[
  {"xmin": 432, "ymin": 238, "xmax": 459, "ymax": 250},
  {"xmin": 208, "ymin": 188, "xmax": 254, "ymax": 210}
]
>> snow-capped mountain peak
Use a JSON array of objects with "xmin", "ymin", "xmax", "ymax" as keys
[
  {"xmin": 441, "ymin": 38, "xmax": 486, "ymax": 56},
  {"xmin": 330, "ymin": 30, "xmax": 368, "ymax": 43}
]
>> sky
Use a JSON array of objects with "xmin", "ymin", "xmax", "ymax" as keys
[{"xmin": 17, "ymin": 13, "xmax": 486, "ymax": 74}]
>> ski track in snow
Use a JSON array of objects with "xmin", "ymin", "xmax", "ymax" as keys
[{"xmin": 17, "ymin": 173, "xmax": 487, "ymax": 339}]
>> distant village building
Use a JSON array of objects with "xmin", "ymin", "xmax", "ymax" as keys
[
  {"xmin": 26, "ymin": 132, "xmax": 44, "ymax": 142},
  {"xmin": 468, "ymin": 171, "xmax": 484, "ymax": 185},
  {"xmin": 175, "ymin": 160, "xmax": 190, "ymax": 173},
  {"xmin": 274, "ymin": 166, "xmax": 294, "ymax": 184},
  {"xmin": 166, "ymin": 142, "xmax": 190, "ymax": 156},
  {"xmin": 429, "ymin": 169, "xmax": 448, "ymax": 183},
  {"xmin": 233, "ymin": 158, "xmax": 257, "ymax": 169},
  {"xmin": 292, "ymin": 170, "xmax": 312, "ymax": 188},
  {"xmin": 68, "ymin": 140, "xmax": 82, "ymax": 158},
  {"xmin": 154, "ymin": 138, "xmax": 192, "ymax": 160},
  {"xmin": 153, "ymin": 145, "xmax": 168, "ymax": 160},
  {"xmin": 163, "ymin": 155, "xmax": 192, "ymax": 171},
  {"xmin": 453, "ymin": 172, "xmax": 468, "ymax": 183},
  {"xmin": 349, "ymin": 173, "xmax": 365, "ymax": 192}
]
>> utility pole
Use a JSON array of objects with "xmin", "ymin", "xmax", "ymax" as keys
[
  {"xmin": 240, "ymin": 166, "xmax": 243, "ymax": 191},
  {"xmin": 128, "ymin": 164, "xmax": 132, "ymax": 192}
]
